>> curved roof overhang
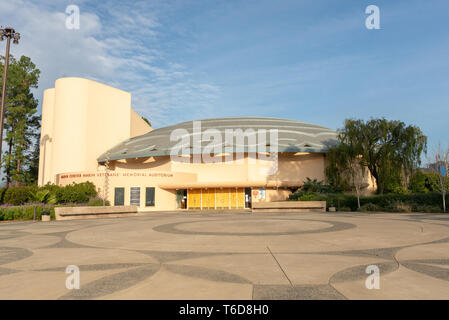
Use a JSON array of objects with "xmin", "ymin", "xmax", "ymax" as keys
[{"xmin": 98, "ymin": 117, "xmax": 338, "ymax": 163}]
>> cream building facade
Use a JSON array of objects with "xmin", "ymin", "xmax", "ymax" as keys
[{"xmin": 38, "ymin": 77, "xmax": 356, "ymax": 211}]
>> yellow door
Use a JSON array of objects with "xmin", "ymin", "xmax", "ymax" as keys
[
  {"xmin": 215, "ymin": 189, "xmax": 223, "ymax": 209},
  {"xmin": 237, "ymin": 188, "xmax": 245, "ymax": 208},
  {"xmin": 209, "ymin": 189, "xmax": 216, "ymax": 209},
  {"xmin": 201, "ymin": 189, "xmax": 215, "ymax": 209},
  {"xmin": 216, "ymin": 188, "xmax": 230, "ymax": 209},
  {"xmin": 230, "ymin": 188, "xmax": 238, "ymax": 209},
  {"xmin": 188, "ymin": 189, "xmax": 201, "ymax": 209},
  {"xmin": 201, "ymin": 189, "xmax": 208, "ymax": 209}
]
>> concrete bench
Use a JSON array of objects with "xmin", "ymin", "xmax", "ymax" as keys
[
  {"xmin": 252, "ymin": 201, "xmax": 326, "ymax": 213},
  {"xmin": 55, "ymin": 206, "xmax": 139, "ymax": 221}
]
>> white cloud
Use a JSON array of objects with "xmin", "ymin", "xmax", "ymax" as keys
[{"xmin": 0, "ymin": 0, "xmax": 220, "ymax": 128}]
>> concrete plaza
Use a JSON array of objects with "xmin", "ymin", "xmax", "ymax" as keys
[{"xmin": 0, "ymin": 211, "xmax": 448, "ymax": 300}]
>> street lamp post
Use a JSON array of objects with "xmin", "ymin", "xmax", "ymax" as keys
[{"xmin": 0, "ymin": 27, "xmax": 20, "ymax": 167}]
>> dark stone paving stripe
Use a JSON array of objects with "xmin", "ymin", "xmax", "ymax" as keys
[
  {"xmin": 402, "ymin": 259, "xmax": 449, "ymax": 265},
  {"xmin": 0, "ymin": 266, "xmax": 19, "ymax": 276},
  {"xmin": 59, "ymin": 264, "xmax": 161, "ymax": 299},
  {"xmin": 36, "ymin": 263, "xmax": 151, "ymax": 272},
  {"xmin": 0, "ymin": 230, "xmax": 29, "ymax": 240},
  {"xmin": 421, "ymin": 236, "xmax": 449, "ymax": 245},
  {"xmin": 0, "ymin": 247, "xmax": 33, "ymax": 265},
  {"xmin": 40, "ymin": 231, "xmax": 98, "ymax": 249},
  {"xmin": 43, "ymin": 238, "xmax": 95, "ymax": 249},
  {"xmin": 252, "ymin": 284, "xmax": 346, "ymax": 300},
  {"xmin": 293, "ymin": 233, "xmax": 449, "ymax": 258},
  {"xmin": 303, "ymin": 247, "xmax": 401, "ymax": 260},
  {"xmin": 152, "ymin": 219, "xmax": 356, "ymax": 236},
  {"xmin": 139, "ymin": 250, "xmax": 232, "ymax": 263},
  {"xmin": 401, "ymin": 262, "xmax": 449, "ymax": 281},
  {"xmin": 164, "ymin": 264, "xmax": 251, "ymax": 284}
]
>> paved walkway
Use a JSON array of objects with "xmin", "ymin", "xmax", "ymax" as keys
[{"xmin": 1, "ymin": 212, "xmax": 449, "ymax": 299}]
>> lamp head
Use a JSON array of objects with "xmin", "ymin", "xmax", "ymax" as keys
[
  {"xmin": 0, "ymin": 27, "xmax": 18, "ymax": 42},
  {"xmin": 4, "ymin": 27, "xmax": 14, "ymax": 34}
]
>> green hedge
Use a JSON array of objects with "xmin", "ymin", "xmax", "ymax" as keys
[
  {"xmin": 289, "ymin": 192, "xmax": 449, "ymax": 213},
  {"xmin": 3, "ymin": 186, "xmax": 38, "ymax": 205},
  {"xmin": 0, "ymin": 199, "xmax": 110, "ymax": 221},
  {"xmin": 1, "ymin": 182, "xmax": 97, "ymax": 206},
  {"xmin": 87, "ymin": 197, "xmax": 111, "ymax": 206},
  {"xmin": 0, "ymin": 205, "xmax": 56, "ymax": 221}
]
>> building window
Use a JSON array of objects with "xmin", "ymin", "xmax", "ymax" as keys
[
  {"xmin": 114, "ymin": 187, "xmax": 125, "ymax": 206},
  {"xmin": 146, "ymin": 187, "xmax": 155, "ymax": 207},
  {"xmin": 130, "ymin": 187, "xmax": 140, "ymax": 206}
]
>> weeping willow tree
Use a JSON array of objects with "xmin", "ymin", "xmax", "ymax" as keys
[
  {"xmin": 326, "ymin": 141, "xmax": 366, "ymax": 208},
  {"xmin": 326, "ymin": 118, "xmax": 427, "ymax": 194}
]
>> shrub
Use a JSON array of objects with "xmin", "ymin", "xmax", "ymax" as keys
[
  {"xmin": 297, "ymin": 193, "xmax": 325, "ymax": 201},
  {"xmin": 390, "ymin": 186, "xmax": 410, "ymax": 195},
  {"xmin": 0, "ymin": 205, "xmax": 55, "ymax": 221},
  {"xmin": 56, "ymin": 182, "xmax": 97, "ymax": 203},
  {"xmin": 386, "ymin": 201, "xmax": 412, "ymax": 213},
  {"xmin": 302, "ymin": 178, "xmax": 336, "ymax": 193},
  {"xmin": 289, "ymin": 178, "xmax": 340, "ymax": 200},
  {"xmin": 3, "ymin": 186, "xmax": 38, "ymax": 205},
  {"xmin": 326, "ymin": 193, "xmax": 358, "ymax": 209},
  {"xmin": 289, "ymin": 191, "xmax": 304, "ymax": 200},
  {"xmin": 87, "ymin": 197, "xmax": 110, "ymax": 206},
  {"xmin": 1, "ymin": 182, "xmax": 98, "ymax": 206},
  {"xmin": 339, "ymin": 206, "xmax": 352, "ymax": 212},
  {"xmin": 409, "ymin": 171, "xmax": 447, "ymax": 193},
  {"xmin": 412, "ymin": 205, "xmax": 442, "ymax": 213},
  {"xmin": 362, "ymin": 193, "xmax": 446, "ymax": 209},
  {"xmin": 291, "ymin": 192, "xmax": 449, "ymax": 213},
  {"xmin": 358, "ymin": 203, "xmax": 379, "ymax": 212},
  {"xmin": 409, "ymin": 171, "xmax": 431, "ymax": 193},
  {"xmin": 29, "ymin": 189, "xmax": 57, "ymax": 204}
]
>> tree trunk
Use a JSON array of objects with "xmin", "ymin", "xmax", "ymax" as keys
[
  {"xmin": 15, "ymin": 157, "xmax": 21, "ymax": 187},
  {"xmin": 356, "ymin": 186, "xmax": 361, "ymax": 209},
  {"xmin": 5, "ymin": 119, "xmax": 16, "ymax": 188},
  {"xmin": 369, "ymin": 165, "xmax": 381, "ymax": 194},
  {"xmin": 443, "ymin": 191, "xmax": 446, "ymax": 213},
  {"xmin": 5, "ymin": 137, "xmax": 13, "ymax": 188}
]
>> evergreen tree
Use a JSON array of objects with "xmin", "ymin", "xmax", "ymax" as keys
[{"xmin": 0, "ymin": 55, "xmax": 40, "ymax": 186}]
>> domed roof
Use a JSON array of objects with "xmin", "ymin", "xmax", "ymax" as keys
[{"xmin": 97, "ymin": 117, "xmax": 338, "ymax": 162}]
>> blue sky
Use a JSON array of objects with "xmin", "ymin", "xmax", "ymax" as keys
[{"xmin": 1, "ymin": 0, "xmax": 448, "ymax": 152}]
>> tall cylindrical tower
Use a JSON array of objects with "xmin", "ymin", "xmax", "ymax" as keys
[
  {"xmin": 51, "ymin": 78, "xmax": 90, "ymax": 178},
  {"xmin": 38, "ymin": 88, "xmax": 55, "ymax": 185}
]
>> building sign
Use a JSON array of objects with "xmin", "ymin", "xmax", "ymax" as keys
[{"xmin": 60, "ymin": 171, "xmax": 174, "ymax": 179}]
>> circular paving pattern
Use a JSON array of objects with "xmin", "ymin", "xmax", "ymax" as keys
[
  {"xmin": 1, "ymin": 212, "xmax": 449, "ymax": 299},
  {"xmin": 152, "ymin": 218, "xmax": 356, "ymax": 236}
]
